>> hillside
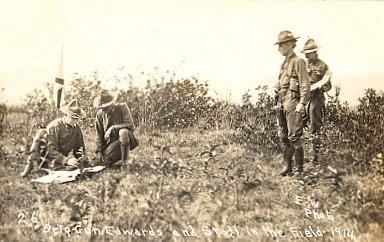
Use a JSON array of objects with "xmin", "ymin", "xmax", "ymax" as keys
[
  {"xmin": 0, "ymin": 76, "xmax": 383, "ymax": 242},
  {"xmin": 0, "ymin": 127, "xmax": 383, "ymax": 241}
]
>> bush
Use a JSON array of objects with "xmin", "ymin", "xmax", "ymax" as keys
[
  {"xmin": 353, "ymin": 89, "xmax": 384, "ymax": 161},
  {"xmin": 65, "ymin": 74, "xmax": 101, "ymax": 130},
  {"xmin": 139, "ymin": 77, "xmax": 215, "ymax": 129},
  {"xmin": 65, "ymin": 73, "xmax": 216, "ymax": 130},
  {"xmin": 232, "ymin": 86, "xmax": 280, "ymax": 157},
  {"xmin": 323, "ymin": 88, "xmax": 383, "ymax": 169},
  {"xmin": 12, "ymin": 69, "xmax": 383, "ymax": 171},
  {"xmin": 0, "ymin": 102, "xmax": 6, "ymax": 136}
]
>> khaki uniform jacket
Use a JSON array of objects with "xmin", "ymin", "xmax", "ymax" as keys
[
  {"xmin": 307, "ymin": 58, "xmax": 331, "ymax": 99},
  {"xmin": 46, "ymin": 118, "xmax": 86, "ymax": 163},
  {"xmin": 95, "ymin": 102, "xmax": 135, "ymax": 153},
  {"xmin": 277, "ymin": 52, "xmax": 310, "ymax": 107}
]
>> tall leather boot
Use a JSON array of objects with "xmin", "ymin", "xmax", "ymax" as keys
[
  {"xmin": 294, "ymin": 146, "xmax": 304, "ymax": 174},
  {"xmin": 120, "ymin": 143, "xmax": 130, "ymax": 170},
  {"xmin": 280, "ymin": 143, "xmax": 294, "ymax": 176},
  {"xmin": 20, "ymin": 159, "xmax": 33, "ymax": 177},
  {"xmin": 312, "ymin": 133, "xmax": 320, "ymax": 164}
]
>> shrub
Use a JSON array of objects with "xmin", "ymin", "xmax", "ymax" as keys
[
  {"xmin": 140, "ymin": 77, "xmax": 215, "ymax": 129},
  {"xmin": 232, "ymin": 86, "xmax": 280, "ymax": 157},
  {"xmin": 65, "ymin": 74, "xmax": 101, "ymax": 130},
  {"xmin": 12, "ymin": 69, "xmax": 383, "ymax": 171},
  {"xmin": 353, "ymin": 89, "xmax": 384, "ymax": 161},
  {"xmin": 61, "ymin": 71, "xmax": 216, "ymax": 131},
  {"xmin": 323, "ymin": 88, "xmax": 384, "ymax": 169}
]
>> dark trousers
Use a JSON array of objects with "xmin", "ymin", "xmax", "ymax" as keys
[
  {"xmin": 103, "ymin": 140, "xmax": 124, "ymax": 165},
  {"xmin": 102, "ymin": 129, "xmax": 137, "ymax": 165},
  {"xmin": 277, "ymin": 98, "xmax": 305, "ymax": 173},
  {"xmin": 308, "ymin": 96, "xmax": 325, "ymax": 160}
]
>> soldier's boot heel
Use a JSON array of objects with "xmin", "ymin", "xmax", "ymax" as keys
[
  {"xmin": 280, "ymin": 156, "xmax": 293, "ymax": 176},
  {"xmin": 280, "ymin": 166, "xmax": 292, "ymax": 176}
]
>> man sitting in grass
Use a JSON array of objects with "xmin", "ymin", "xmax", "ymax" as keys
[
  {"xmin": 20, "ymin": 99, "xmax": 86, "ymax": 177},
  {"xmin": 93, "ymin": 89, "xmax": 138, "ymax": 169}
]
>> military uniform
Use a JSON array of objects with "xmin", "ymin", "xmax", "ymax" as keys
[
  {"xmin": 274, "ymin": 31, "xmax": 310, "ymax": 176},
  {"xmin": 95, "ymin": 102, "xmax": 136, "ymax": 165},
  {"xmin": 20, "ymin": 100, "xmax": 86, "ymax": 177},
  {"xmin": 302, "ymin": 39, "xmax": 332, "ymax": 162},
  {"xmin": 94, "ymin": 90, "xmax": 138, "ymax": 167}
]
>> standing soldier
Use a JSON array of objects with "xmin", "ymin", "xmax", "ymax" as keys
[
  {"xmin": 302, "ymin": 39, "xmax": 332, "ymax": 163},
  {"xmin": 274, "ymin": 30, "xmax": 310, "ymax": 176}
]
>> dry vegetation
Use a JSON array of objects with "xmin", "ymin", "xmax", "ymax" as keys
[{"xmin": 0, "ymin": 71, "xmax": 383, "ymax": 242}]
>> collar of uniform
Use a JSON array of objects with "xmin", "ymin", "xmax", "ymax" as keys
[
  {"xmin": 308, "ymin": 57, "xmax": 319, "ymax": 64},
  {"xmin": 281, "ymin": 52, "xmax": 296, "ymax": 69},
  {"xmin": 285, "ymin": 52, "xmax": 296, "ymax": 61},
  {"xmin": 66, "ymin": 123, "xmax": 76, "ymax": 129},
  {"xmin": 61, "ymin": 117, "xmax": 76, "ymax": 129},
  {"xmin": 103, "ymin": 104, "xmax": 115, "ymax": 115}
]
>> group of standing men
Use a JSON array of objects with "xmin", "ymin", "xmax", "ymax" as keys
[
  {"xmin": 20, "ymin": 30, "xmax": 331, "ymax": 178},
  {"xmin": 274, "ymin": 30, "xmax": 332, "ymax": 176}
]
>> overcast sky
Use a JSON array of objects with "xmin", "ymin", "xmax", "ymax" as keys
[{"xmin": 1, "ymin": 0, "xmax": 383, "ymax": 105}]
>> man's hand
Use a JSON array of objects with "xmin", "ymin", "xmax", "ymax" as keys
[
  {"xmin": 61, "ymin": 156, "xmax": 69, "ymax": 166},
  {"xmin": 104, "ymin": 125, "xmax": 114, "ymax": 140},
  {"xmin": 295, "ymin": 103, "xmax": 305, "ymax": 114},
  {"xmin": 67, "ymin": 157, "xmax": 78, "ymax": 167},
  {"xmin": 322, "ymin": 80, "xmax": 331, "ymax": 92}
]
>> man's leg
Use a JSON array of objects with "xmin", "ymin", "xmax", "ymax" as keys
[
  {"xmin": 287, "ymin": 107, "xmax": 304, "ymax": 174},
  {"xmin": 311, "ymin": 133, "xmax": 320, "ymax": 163},
  {"xmin": 102, "ymin": 129, "xmax": 131, "ymax": 168},
  {"xmin": 277, "ymin": 109, "xmax": 293, "ymax": 176},
  {"xmin": 309, "ymin": 97, "xmax": 324, "ymax": 163},
  {"xmin": 281, "ymin": 139, "xmax": 294, "ymax": 176},
  {"xmin": 119, "ymin": 129, "xmax": 131, "ymax": 169},
  {"xmin": 293, "ymin": 145, "xmax": 304, "ymax": 173},
  {"xmin": 20, "ymin": 157, "xmax": 34, "ymax": 177},
  {"xmin": 103, "ymin": 141, "xmax": 121, "ymax": 166},
  {"xmin": 20, "ymin": 129, "xmax": 47, "ymax": 177}
]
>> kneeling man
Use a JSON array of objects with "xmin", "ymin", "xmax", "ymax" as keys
[
  {"xmin": 21, "ymin": 99, "xmax": 86, "ymax": 177},
  {"xmin": 93, "ymin": 89, "xmax": 137, "ymax": 167}
]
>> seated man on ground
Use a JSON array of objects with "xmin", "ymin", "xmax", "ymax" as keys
[{"xmin": 20, "ymin": 99, "xmax": 87, "ymax": 177}]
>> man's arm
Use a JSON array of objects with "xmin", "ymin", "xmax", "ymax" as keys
[
  {"xmin": 73, "ymin": 127, "xmax": 86, "ymax": 159},
  {"xmin": 321, "ymin": 64, "xmax": 332, "ymax": 92},
  {"xmin": 95, "ymin": 112, "xmax": 106, "ymax": 153},
  {"xmin": 310, "ymin": 70, "xmax": 332, "ymax": 92},
  {"xmin": 112, "ymin": 103, "xmax": 135, "ymax": 131},
  {"xmin": 46, "ymin": 123, "xmax": 65, "ymax": 164},
  {"xmin": 297, "ymin": 59, "xmax": 310, "ymax": 106}
]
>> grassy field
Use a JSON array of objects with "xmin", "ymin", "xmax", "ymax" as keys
[{"xmin": 0, "ymin": 113, "xmax": 383, "ymax": 242}]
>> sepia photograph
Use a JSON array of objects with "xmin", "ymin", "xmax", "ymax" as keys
[{"xmin": 0, "ymin": 0, "xmax": 383, "ymax": 241}]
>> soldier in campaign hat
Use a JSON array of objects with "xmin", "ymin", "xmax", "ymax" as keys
[
  {"xmin": 302, "ymin": 38, "xmax": 332, "ymax": 164},
  {"xmin": 93, "ymin": 89, "xmax": 138, "ymax": 169},
  {"xmin": 274, "ymin": 30, "xmax": 310, "ymax": 176},
  {"xmin": 20, "ymin": 99, "xmax": 87, "ymax": 177}
]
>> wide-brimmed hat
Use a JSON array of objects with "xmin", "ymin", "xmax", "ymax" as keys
[
  {"xmin": 301, "ymin": 38, "xmax": 318, "ymax": 53},
  {"xmin": 274, "ymin": 30, "xmax": 300, "ymax": 45},
  {"xmin": 93, "ymin": 89, "xmax": 117, "ymax": 108},
  {"xmin": 60, "ymin": 99, "xmax": 86, "ymax": 119}
]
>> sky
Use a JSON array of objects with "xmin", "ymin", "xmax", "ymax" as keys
[{"xmin": 1, "ymin": 0, "xmax": 384, "ymax": 105}]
